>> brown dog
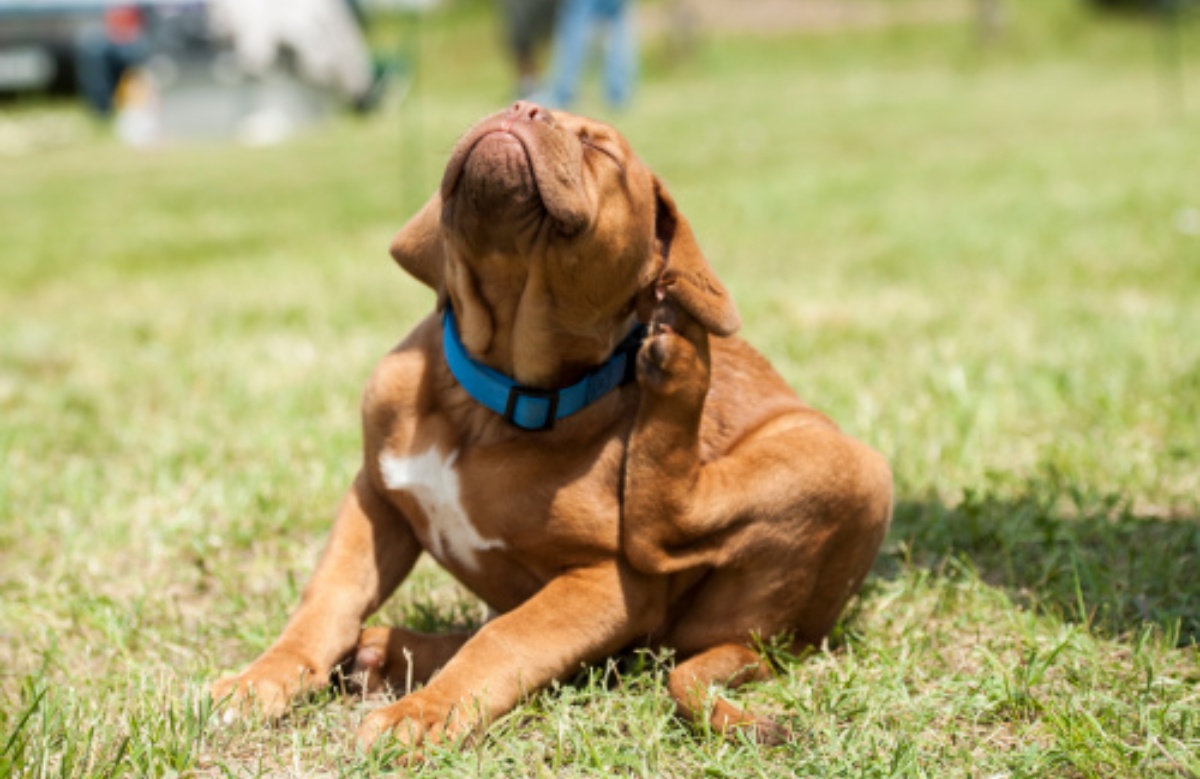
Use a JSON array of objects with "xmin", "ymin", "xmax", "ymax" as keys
[{"xmin": 211, "ymin": 102, "xmax": 892, "ymax": 749}]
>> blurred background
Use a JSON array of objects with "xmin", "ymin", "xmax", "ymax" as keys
[
  {"xmin": 2, "ymin": 1, "xmax": 1200, "ymax": 772},
  {"xmin": 1, "ymin": 0, "xmax": 1197, "ymax": 164},
  {"xmin": 1, "ymin": 0, "xmax": 1197, "ymax": 195}
]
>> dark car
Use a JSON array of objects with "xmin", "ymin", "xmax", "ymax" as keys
[
  {"xmin": 0, "ymin": 2, "xmax": 105, "ymax": 94},
  {"xmin": 0, "ymin": 0, "xmax": 201, "ymax": 97}
]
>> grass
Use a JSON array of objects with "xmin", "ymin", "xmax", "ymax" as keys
[{"xmin": 2, "ymin": 0, "xmax": 1199, "ymax": 775}]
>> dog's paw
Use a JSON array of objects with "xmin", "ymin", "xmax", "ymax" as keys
[
  {"xmin": 709, "ymin": 697, "xmax": 791, "ymax": 746},
  {"xmin": 344, "ymin": 626, "xmax": 471, "ymax": 697},
  {"xmin": 345, "ymin": 626, "xmax": 391, "ymax": 694},
  {"xmin": 210, "ymin": 652, "xmax": 324, "ymax": 722},
  {"xmin": 752, "ymin": 716, "xmax": 791, "ymax": 747},
  {"xmin": 356, "ymin": 691, "xmax": 473, "ymax": 756},
  {"xmin": 637, "ymin": 301, "xmax": 710, "ymax": 400}
]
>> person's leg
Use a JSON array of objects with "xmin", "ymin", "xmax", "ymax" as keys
[
  {"xmin": 74, "ymin": 27, "xmax": 118, "ymax": 115},
  {"xmin": 599, "ymin": 0, "xmax": 635, "ymax": 107},
  {"xmin": 500, "ymin": 0, "xmax": 535, "ymax": 98},
  {"xmin": 546, "ymin": 0, "xmax": 594, "ymax": 108}
]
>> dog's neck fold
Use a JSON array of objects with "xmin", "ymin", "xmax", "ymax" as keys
[{"xmin": 447, "ymin": 251, "xmax": 640, "ymax": 390}]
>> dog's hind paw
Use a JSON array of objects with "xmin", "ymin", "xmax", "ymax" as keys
[
  {"xmin": 637, "ymin": 301, "xmax": 709, "ymax": 401},
  {"xmin": 344, "ymin": 626, "xmax": 392, "ymax": 694}
]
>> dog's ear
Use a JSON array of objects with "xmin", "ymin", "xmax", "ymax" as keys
[
  {"xmin": 389, "ymin": 192, "xmax": 446, "ymax": 298},
  {"xmin": 653, "ymin": 178, "xmax": 741, "ymax": 337}
]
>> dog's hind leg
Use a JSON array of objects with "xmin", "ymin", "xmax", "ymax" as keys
[
  {"xmin": 347, "ymin": 626, "xmax": 473, "ymax": 695},
  {"xmin": 625, "ymin": 300, "xmax": 892, "ymax": 598},
  {"xmin": 667, "ymin": 643, "xmax": 787, "ymax": 744}
]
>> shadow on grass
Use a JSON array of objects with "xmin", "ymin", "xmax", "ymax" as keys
[{"xmin": 878, "ymin": 480, "xmax": 1200, "ymax": 646}]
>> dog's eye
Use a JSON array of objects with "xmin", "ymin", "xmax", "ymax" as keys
[{"xmin": 581, "ymin": 137, "xmax": 623, "ymax": 171}]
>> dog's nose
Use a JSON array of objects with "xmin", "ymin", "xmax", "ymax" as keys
[{"xmin": 508, "ymin": 101, "xmax": 555, "ymax": 127}]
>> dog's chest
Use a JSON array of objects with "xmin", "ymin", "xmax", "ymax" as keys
[{"xmin": 377, "ymin": 447, "xmax": 505, "ymax": 572}]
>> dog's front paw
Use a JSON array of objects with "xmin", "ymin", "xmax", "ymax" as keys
[
  {"xmin": 356, "ymin": 691, "xmax": 474, "ymax": 755},
  {"xmin": 637, "ymin": 301, "xmax": 710, "ymax": 401},
  {"xmin": 210, "ymin": 651, "xmax": 325, "ymax": 722}
]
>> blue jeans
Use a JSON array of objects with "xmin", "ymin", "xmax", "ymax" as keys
[{"xmin": 546, "ymin": 0, "xmax": 635, "ymax": 108}]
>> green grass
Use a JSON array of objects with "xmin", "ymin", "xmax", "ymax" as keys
[{"xmin": 2, "ymin": 0, "xmax": 1199, "ymax": 775}]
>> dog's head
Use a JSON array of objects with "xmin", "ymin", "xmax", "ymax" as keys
[{"xmin": 389, "ymin": 102, "xmax": 740, "ymax": 386}]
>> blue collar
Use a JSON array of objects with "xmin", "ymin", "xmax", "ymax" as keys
[{"xmin": 442, "ymin": 307, "xmax": 647, "ymax": 431}]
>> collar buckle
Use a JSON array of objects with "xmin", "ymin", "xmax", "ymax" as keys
[{"xmin": 504, "ymin": 385, "xmax": 560, "ymax": 431}]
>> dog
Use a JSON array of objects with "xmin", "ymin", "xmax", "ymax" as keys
[{"xmin": 211, "ymin": 102, "xmax": 893, "ymax": 750}]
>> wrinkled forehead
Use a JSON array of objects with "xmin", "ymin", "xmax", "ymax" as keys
[
  {"xmin": 551, "ymin": 110, "xmax": 659, "ymax": 206},
  {"xmin": 551, "ymin": 110, "xmax": 636, "ymax": 153},
  {"xmin": 548, "ymin": 109, "xmax": 611, "ymax": 134}
]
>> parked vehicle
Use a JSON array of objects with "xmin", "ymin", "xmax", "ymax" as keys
[{"xmin": 0, "ymin": 1, "xmax": 201, "ymax": 97}]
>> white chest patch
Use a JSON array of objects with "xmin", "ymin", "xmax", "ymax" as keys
[{"xmin": 378, "ymin": 447, "xmax": 505, "ymax": 572}]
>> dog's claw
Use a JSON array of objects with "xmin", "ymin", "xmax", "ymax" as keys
[{"xmin": 650, "ymin": 300, "xmax": 678, "ymax": 331}]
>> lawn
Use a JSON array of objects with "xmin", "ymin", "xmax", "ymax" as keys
[{"xmin": 1, "ymin": 0, "xmax": 1199, "ymax": 776}]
